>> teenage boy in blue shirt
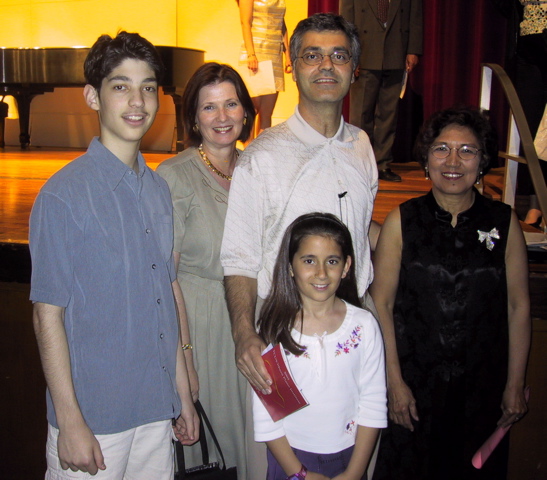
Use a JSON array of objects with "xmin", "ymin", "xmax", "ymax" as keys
[{"xmin": 29, "ymin": 32, "xmax": 198, "ymax": 479}]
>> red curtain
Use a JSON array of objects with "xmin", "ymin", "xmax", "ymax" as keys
[
  {"xmin": 414, "ymin": 0, "xmax": 509, "ymax": 120},
  {"xmin": 308, "ymin": 0, "xmax": 338, "ymax": 15},
  {"xmin": 307, "ymin": 0, "xmax": 509, "ymax": 125}
]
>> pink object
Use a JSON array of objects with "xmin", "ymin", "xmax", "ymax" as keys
[
  {"xmin": 472, "ymin": 386, "xmax": 530, "ymax": 469},
  {"xmin": 471, "ymin": 424, "xmax": 511, "ymax": 469}
]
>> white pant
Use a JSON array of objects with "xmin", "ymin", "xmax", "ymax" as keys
[{"xmin": 45, "ymin": 420, "xmax": 174, "ymax": 480}]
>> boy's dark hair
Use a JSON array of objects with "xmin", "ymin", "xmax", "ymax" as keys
[
  {"xmin": 84, "ymin": 31, "xmax": 164, "ymax": 91},
  {"xmin": 182, "ymin": 62, "xmax": 256, "ymax": 147},
  {"xmin": 258, "ymin": 212, "xmax": 361, "ymax": 355},
  {"xmin": 290, "ymin": 13, "xmax": 361, "ymax": 71}
]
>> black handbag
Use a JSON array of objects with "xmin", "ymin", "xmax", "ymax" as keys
[{"xmin": 174, "ymin": 400, "xmax": 238, "ymax": 480}]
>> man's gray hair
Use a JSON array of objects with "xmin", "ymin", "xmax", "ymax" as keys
[{"xmin": 289, "ymin": 13, "xmax": 361, "ymax": 71}]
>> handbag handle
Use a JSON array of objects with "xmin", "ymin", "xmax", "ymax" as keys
[
  {"xmin": 194, "ymin": 400, "xmax": 228, "ymax": 469},
  {"xmin": 176, "ymin": 400, "xmax": 228, "ymax": 472}
]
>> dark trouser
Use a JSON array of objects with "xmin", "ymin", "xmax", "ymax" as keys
[
  {"xmin": 266, "ymin": 445, "xmax": 366, "ymax": 480},
  {"xmin": 349, "ymin": 69, "xmax": 405, "ymax": 171}
]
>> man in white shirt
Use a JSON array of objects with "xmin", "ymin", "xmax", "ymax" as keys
[{"xmin": 221, "ymin": 12, "xmax": 379, "ymax": 395}]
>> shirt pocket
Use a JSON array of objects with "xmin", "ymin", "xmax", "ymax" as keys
[{"xmin": 153, "ymin": 213, "xmax": 174, "ymax": 262}]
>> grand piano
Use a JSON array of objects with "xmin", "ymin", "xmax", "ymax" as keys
[{"xmin": 0, "ymin": 46, "xmax": 204, "ymax": 150}]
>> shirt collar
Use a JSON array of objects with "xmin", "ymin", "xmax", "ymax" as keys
[
  {"xmin": 286, "ymin": 106, "xmax": 356, "ymax": 146},
  {"xmin": 427, "ymin": 188, "xmax": 483, "ymax": 225},
  {"xmin": 87, "ymin": 137, "xmax": 149, "ymax": 190}
]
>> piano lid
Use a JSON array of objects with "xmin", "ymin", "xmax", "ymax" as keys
[
  {"xmin": 0, "ymin": 46, "xmax": 204, "ymax": 88},
  {"xmin": 0, "ymin": 47, "xmax": 90, "ymax": 85}
]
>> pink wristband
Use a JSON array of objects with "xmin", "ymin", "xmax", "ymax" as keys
[{"xmin": 286, "ymin": 465, "xmax": 307, "ymax": 480}]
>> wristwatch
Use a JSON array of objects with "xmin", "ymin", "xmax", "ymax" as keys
[{"xmin": 286, "ymin": 465, "xmax": 307, "ymax": 480}]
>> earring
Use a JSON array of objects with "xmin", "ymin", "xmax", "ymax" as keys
[
  {"xmin": 243, "ymin": 116, "xmax": 247, "ymax": 126},
  {"xmin": 424, "ymin": 166, "xmax": 430, "ymax": 180},
  {"xmin": 476, "ymin": 171, "xmax": 483, "ymax": 184},
  {"xmin": 192, "ymin": 123, "xmax": 199, "ymax": 133},
  {"xmin": 289, "ymin": 265, "xmax": 294, "ymax": 277}
]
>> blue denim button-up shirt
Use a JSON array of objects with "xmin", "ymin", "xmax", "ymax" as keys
[{"xmin": 30, "ymin": 138, "xmax": 181, "ymax": 434}]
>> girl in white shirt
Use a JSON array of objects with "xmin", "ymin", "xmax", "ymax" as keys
[{"xmin": 253, "ymin": 212, "xmax": 387, "ymax": 480}]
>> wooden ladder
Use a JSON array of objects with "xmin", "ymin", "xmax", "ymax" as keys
[{"xmin": 479, "ymin": 63, "xmax": 547, "ymax": 222}]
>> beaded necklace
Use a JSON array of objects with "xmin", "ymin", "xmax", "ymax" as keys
[{"xmin": 198, "ymin": 144, "xmax": 236, "ymax": 181}]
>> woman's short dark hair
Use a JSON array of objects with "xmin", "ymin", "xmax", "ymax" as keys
[
  {"xmin": 290, "ymin": 13, "xmax": 361, "ymax": 72},
  {"xmin": 414, "ymin": 106, "xmax": 497, "ymax": 176},
  {"xmin": 258, "ymin": 212, "xmax": 361, "ymax": 355},
  {"xmin": 84, "ymin": 31, "xmax": 164, "ymax": 91},
  {"xmin": 182, "ymin": 62, "xmax": 256, "ymax": 147}
]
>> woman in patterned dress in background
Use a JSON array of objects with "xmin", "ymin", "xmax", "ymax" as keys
[{"xmin": 239, "ymin": 0, "xmax": 291, "ymax": 134}]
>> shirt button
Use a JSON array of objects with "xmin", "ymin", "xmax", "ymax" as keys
[
  {"xmin": 152, "ymin": 264, "xmax": 157, "ymax": 269},
  {"xmin": 157, "ymin": 298, "xmax": 161, "ymax": 304},
  {"xmin": 160, "ymin": 333, "xmax": 164, "ymax": 339},
  {"xmin": 146, "ymin": 228, "xmax": 151, "ymax": 234}
]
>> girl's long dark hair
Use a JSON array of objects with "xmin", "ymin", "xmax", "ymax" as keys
[{"xmin": 258, "ymin": 212, "xmax": 361, "ymax": 355}]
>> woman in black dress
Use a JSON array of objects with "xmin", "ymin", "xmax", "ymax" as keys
[{"xmin": 371, "ymin": 107, "xmax": 531, "ymax": 480}]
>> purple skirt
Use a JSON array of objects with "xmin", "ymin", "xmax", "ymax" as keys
[{"xmin": 266, "ymin": 445, "xmax": 367, "ymax": 480}]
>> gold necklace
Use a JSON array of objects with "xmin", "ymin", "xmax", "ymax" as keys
[{"xmin": 198, "ymin": 144, "xmax": 236, "ymax": 181}]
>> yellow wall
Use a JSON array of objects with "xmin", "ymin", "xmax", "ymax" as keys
[
  {"xmin": 0, "ymin": 0, "xmax": 178, "ymax": 48},
  {"xmin": 0, "ymin": 0, "xmax": 307, "ymax": 148}
]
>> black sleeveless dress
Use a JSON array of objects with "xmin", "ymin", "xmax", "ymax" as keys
[{"xmin": 373, "ymin": 190, "xmax": 512, "ymax": 480}]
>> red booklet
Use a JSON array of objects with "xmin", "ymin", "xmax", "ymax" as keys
[{"xmin": 253, "ymin": 343, "xmax": 309, "ymax": 422}]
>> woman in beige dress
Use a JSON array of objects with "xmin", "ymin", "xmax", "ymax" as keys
[
  {"xmin": 239, "ymin": 0, "xmax": 291, "ymax": 134},
  {"xmin": 157, "ymin": 63, "xmax": 255, "ymax": 479}
]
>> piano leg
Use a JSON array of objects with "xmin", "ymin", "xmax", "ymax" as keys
[
  {"xmin": 5, "ymin": 89, "xmax": 50, "ymax": 148},
  {"xmin": 13, "ymin": 93, "xmax": 37, "ymax": 148},
  {"xmin": 0, "ymin": 101, "xmax": 8, "ymax": 148}
]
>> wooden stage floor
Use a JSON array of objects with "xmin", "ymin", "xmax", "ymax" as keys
[{"xmin": 0, "ymin": 145, "xmax": 506, "ymax": 246}]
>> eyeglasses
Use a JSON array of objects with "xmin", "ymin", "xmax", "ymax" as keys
[
  {"xmin": 297, "ymin": 51, "xmax": 352, "ymax": 66},
  {"xmin": 429, "ymin": 144, "xmax": 482, "ymax": 160}
]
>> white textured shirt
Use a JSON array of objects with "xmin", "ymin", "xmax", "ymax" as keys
[
  {"xmin": 220, "ymin": 107, "xmax": 378, "ymax": 299},
  {"xmin": 252, "ymin": 303, "xmax": 387, "ymax": 453}
]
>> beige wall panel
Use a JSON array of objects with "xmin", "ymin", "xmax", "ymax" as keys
[{"xmin": 5, "ymin": 88, "xmax": 176, "ymax": 150}]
